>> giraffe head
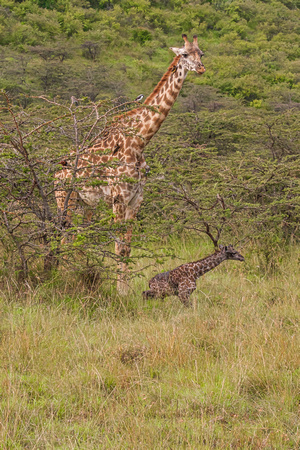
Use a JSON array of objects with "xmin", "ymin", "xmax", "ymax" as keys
[
  {"xmin": 170, "ymin": 34, "xmax": 205, "ymax": 75},
  {"xmin": 219, "ymin": 245, "xmax": 245, "ymax": 262}
]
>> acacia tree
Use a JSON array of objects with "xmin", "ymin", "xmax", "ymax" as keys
[{"xmin": 0, "ymin": 92, "xmax": 152, "ymax": 282}]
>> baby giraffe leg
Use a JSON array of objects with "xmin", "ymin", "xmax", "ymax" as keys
[
  {"xmin": 142, "ymin": 290, "xmax": 157, "ymax": 299},
  {"xmin": 178, "ymin": 281, "xmax": 196, "ymax": 307}
]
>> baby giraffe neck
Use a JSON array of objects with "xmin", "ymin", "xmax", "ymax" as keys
[{"xmin": 193, "ymin": 252, "xmax": 227, "ymax": 279}]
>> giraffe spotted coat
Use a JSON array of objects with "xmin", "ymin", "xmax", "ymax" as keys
[{"xmin": 143, "ymin": 245, "xmax": 245, "ymax": 307}]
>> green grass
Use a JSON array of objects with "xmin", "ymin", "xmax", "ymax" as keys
[{"xmin": 0, "ymin": 238, "xmax": 299, "ymax": 448}]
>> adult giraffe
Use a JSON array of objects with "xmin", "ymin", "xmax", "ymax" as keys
[{"xmin": 55, "ymin": 34, "xmax": 205, "ymax": 292}]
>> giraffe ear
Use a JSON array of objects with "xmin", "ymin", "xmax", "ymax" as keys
[{"xmin": 170, "ymin": 47, "xmax": 186, "ymax": 56}]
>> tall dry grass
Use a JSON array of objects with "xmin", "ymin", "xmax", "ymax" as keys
[{"xmin": 0, "ymin": 238, "xmax": 299, "ymax": 448}]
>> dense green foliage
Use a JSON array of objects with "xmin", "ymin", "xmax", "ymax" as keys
[{"xmin": 0, "ymin": 0, "xmax": 299, "ymax": 107}]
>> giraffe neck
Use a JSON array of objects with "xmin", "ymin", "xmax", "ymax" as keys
[
  {"xmin": 190, "ymin": 251, "xmax": 227, "ymax": 279},
  {"xmin": 100, "ymin": 55, "xmax": 186, "ymax": 163},
  {"xmin": 139, "ymin": 55, "xmax": 186, "ymax": 143}
]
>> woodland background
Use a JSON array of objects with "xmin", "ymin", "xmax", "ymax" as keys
[{"xmin": 0, "ymin": 0, "xmax": 300, "ymax": 448}]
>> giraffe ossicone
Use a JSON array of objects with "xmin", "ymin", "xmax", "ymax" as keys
[
  {"xmin": 143, "ymin": 245, "xmax": 245, "ymax": 307},
  {"xmin": 55, "ymin": 35, "xmax": 206, "ymax": 293}
]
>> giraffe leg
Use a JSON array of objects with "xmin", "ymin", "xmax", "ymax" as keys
[
  {"xmin": 112, "ymin": 184, "xmax": 144, "ymax": 294},
  {"xmin": 55, "ymin": 189, "xmax": 78, "ymax": 228},
  {"xmin": 113, "ymin": 202, "xmax": 131, "ymax": 294},
  {"xmin": 84, "ymin": 208, "xmax": 93, "ymax": 224},
  {"xmin": 113, "ymin": 189, "xmax": 145, "ymax": 293},
  {"xmin": 55, "ymin": 188, "xmax": 78, "ymax": 246},
  {"xmin": 44, "ymin": 185, "xmax": 77, "ymax": 271},
  {"xmin": 178, "ymin": 281, "xmax": 196, "ymax": 307}
]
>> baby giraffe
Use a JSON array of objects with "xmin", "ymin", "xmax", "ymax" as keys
[{"xmin": 143, "ymin": 245, "xmax": 245, "ymax": 307}]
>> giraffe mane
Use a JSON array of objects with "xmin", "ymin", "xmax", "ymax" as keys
[
  {"xmin": 143, "ymin": 55, "xmax": 181, "ymax": 105},
  {"xmin": 110, "ymin": 55, "xmax": 181, "ymax": 123}
]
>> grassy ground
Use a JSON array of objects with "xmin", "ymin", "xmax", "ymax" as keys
[{"xmin": 0, "ymin": 239, "xmax": 299, "ymax": 449}]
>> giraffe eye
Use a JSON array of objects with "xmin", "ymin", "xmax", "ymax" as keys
[{"xmin": 183, "ymin": 53, "xmax": 188, "ymax": 58}]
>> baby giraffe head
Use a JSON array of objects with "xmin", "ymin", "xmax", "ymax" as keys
[
  {"xmin": 170, "ymin": 34, "xmax": 205, "ymax": 75},
  {"xmin": 219, "ymin": 244, "xmax": 245, "ymax": 262}
]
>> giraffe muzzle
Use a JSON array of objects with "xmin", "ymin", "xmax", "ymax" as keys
[{"xmin": 197, "ymin": 66, "xmax": 206, "ymax": 75}]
